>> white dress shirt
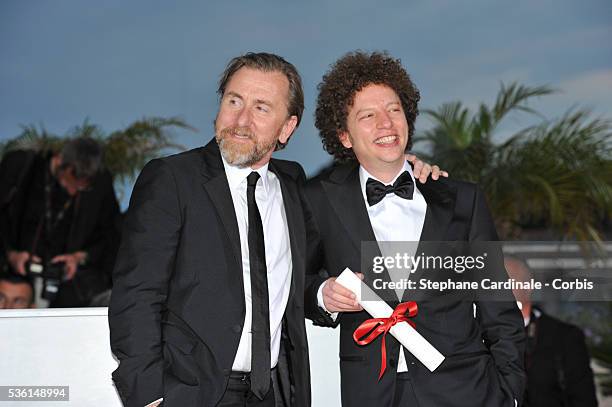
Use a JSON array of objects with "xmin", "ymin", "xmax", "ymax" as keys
[
  {"xmin": 318, "ymin": 161, "xmax": 427, "ymax": 373},
  {"xmin": 221, "ymin": 156, "xmax": 293, "ymax": 372}
]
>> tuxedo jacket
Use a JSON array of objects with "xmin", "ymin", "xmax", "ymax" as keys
[
  {"xmin": 303, "ymin": 162, "xmax": 526, "ymax": 407},
  {"xmin": 525, "ymin": 311, "xmax": 597, "ymax": 407},
  {"xmin": 109, "ymin": 140, "xmax": 311, "ymax": 407}
]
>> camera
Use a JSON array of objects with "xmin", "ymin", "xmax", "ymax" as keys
[{"xmin": 28, "ymin": 262, "xmax": 64, "ymax": 301}]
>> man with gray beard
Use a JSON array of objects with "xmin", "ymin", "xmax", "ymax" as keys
[
  {"xmin": 109, "ymin": 52, "xmax": 440, "ymax": 407},
  {"xmin": 109, "ymin": 52, "xmax": 312, "ymax": 407}
]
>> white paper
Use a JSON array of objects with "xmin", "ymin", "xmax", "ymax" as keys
[{"xmin": 336, "ymin": 268, "xmax": 445, "ymax": 372}]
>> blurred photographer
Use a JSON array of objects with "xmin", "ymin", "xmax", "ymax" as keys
[{"xmin": 0, "ymin": 137, "xmax": 120, "ymax": 307}]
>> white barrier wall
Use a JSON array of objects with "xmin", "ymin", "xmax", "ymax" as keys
[{"xmin": 0, "ymin": 308, "xmax": 340, "ymax": 407}]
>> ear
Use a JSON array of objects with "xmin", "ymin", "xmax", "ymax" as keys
[
  {"xmin": 338, "ymin": 131, "xmax": 352, "ymax": 149},
  {"xmin": 279, "ymin": 115, "xmax": 298, "ymax": 144}
]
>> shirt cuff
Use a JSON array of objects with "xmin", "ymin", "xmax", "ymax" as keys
[
  {"xmin": 316, "ymin": 282, "xmax": 338, "ymax": 320},
  {"xmin": 145, "ymin": 398, "xmax": 163, "ymax": 407}
]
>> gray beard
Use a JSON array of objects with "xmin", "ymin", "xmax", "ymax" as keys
[
  {"xmin": 218, "ymin": 139, "xmax": 254, "ymax": 167},
  {"xmin": 215, "ymin": 131, "xmax": 277, "ymax": 168}
]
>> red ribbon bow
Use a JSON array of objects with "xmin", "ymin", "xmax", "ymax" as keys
[{"xmin": 352, "ymin": 301, "xmax": 418, "ymax": 380}]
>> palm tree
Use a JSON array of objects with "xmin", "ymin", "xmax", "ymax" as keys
[
  {"xmin": 413, "ymin": 82, "xmax": 612, "ymax": 240},
  {"xmin": 96, "ymin": 117, "xmax": 193, "ymax": 184},
  {"xmin": 0, "ymin": 124, "xmax": 64, "ymax": 156},
  {"xmin": 1, "ymin": 117, "xmax": 194, "ymax": 184}
]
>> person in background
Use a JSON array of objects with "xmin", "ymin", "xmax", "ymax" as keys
[
  {"xmin": 0, "ymin": 137, "xmax": 120, "ymax": 307},
  {"xmin": 505, "ymin": 257, "xmax": 598, "ymax": 407},
  {"xmin": 0, "ymin": 272, "xmax": 35, "ymax": 309}
]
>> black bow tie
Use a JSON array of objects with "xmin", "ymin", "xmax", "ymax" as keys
[{"xmin": 365, "ymin": 171, "xmax": 414, "ymax": 206}]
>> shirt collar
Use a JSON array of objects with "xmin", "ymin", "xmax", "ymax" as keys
[
  {"xmin": 359, "ymin": 161, "xmax": 414, "ymax": 202},
  {"xmin": 521, "ymin": 305, "xmax": 541, "ymax": 327},
  {"xmin": 221, "ymin": 155, "xmax": 270, "ymax": 194}
]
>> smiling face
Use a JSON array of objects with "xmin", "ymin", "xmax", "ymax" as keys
[
  {"xmin": 339, "ymin": 84, "xmax": 409, "ymax": 181},
  {"xmin": 214, "ymin": 67, "xmax": 298, "ymax": 169}
]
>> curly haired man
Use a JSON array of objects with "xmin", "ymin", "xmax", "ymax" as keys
[{"xmin": 304, "ymin": 51, "xmax": 525, "ymax": 407}]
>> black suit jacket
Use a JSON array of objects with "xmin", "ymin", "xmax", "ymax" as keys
[
  {"xmin": 109, "ymin": 140, "xmax": 311, "ymax": 407},
  {"xmin": 303, "ymin": 162, "xmax": 525, "ymax": 407},
  {"xmin": 525, "ymin": 311, "xmax": 597, "ymax": 407}
]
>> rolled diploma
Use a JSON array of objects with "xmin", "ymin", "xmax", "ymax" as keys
[{"xmin": 336, "ymin": 268, "xmax": 445, "ymax": 372}]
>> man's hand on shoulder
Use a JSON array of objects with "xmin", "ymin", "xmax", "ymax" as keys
[{"xmin": 405, "ymin": 154, "xmax": 448, "ymax": 183}]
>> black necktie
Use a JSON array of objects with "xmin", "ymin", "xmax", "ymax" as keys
[
  {"xmin": 365, "ymin": 171, "xmax": 414, "ymax": 206},
  {"xmin": 246, "ymin": 171, "xmax": 271, "ymax": 400}
]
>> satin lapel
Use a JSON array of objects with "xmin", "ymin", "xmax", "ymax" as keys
[
  {"xmin": 322, "ymin": 165, "xmax": 376, "ymax": 252},
  {"xmin": 401, "ymin": 179, "xmax": 457, "ymax": 302},
  {"xmin": 418, "ymin": 199, "xmax": 455, "ymax": 243},
  {"xmin": 322, "ymin": 164, "xmax": 396, "ymax": 303},
  {"xmin": 406, "ymin": 160, "xmax": 456, "ymax": 242},
  {"xmin": 200, "ymin": 140, "xmax": 243, "ymax": 273},
  {"xmin": 269, "ymin": 161, "xmax": 304, "ymax": 300}
]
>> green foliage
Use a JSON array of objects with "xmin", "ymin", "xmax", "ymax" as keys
[
  {"xmin": 414, "ymin": 82, "xmax": 612, "ymax": 240},
  {"xmin": 1, "ymin": 117, "xmax": 194, "ymax": 185},
  {"xmin": 101, "ymin": 117, "xmax": 194, "ymax": 184},
  {"xmin": 0, "ymin": 124, "xmax": 64, "ymax": 156}
]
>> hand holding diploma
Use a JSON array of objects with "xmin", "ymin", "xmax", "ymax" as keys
[
  {"xmin": 321, "ymin": 273, "xmax": 364, "ymax": 312},
  {"xmin": 335, "ymin": 268, "xmax": 445, "ymax": 377}
]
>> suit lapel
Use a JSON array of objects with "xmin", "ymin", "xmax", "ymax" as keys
[
  {"xmin": 322, "ymin": 164, "xmax": 399, "ymax": 302},
  {"xmin": 401, "ymin": 178, "xmax": 457, "ymax": 302},
  {"xmin": 417, "ymin": 179, "xmax": 456, "ymax": 242},
  {"xmin": 269, "ymin": 160, "xmax": 304, "ymax": 300},
  {"xmin": 322, "ymin": 163, "xmax": 377, "ymax": 252},
  {"xmin": 200, "ymin": 139, "xmax": 243, "ymax": 273}
]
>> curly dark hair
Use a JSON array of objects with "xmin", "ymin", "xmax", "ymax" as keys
[{"xmin": 315, "ymin": 51, "xmax": 420, "ymax": 162}]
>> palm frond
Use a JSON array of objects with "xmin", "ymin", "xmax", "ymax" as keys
[
  {"xmin": 0, "ymin": 124, "xmax": 63, "ymax": 157},
  {"xmin": 102, "ymin": 116, "xmax": 195, "ymax": 183},
  {"xmin": 492, "ymin": 82, "xmax": 554, "ymax": 123},
  {"xmin": 414, "ymin": 82, "xmax": 611, "ymax": 240},
  {"xmin": 1, "ymin": 116, "xmax": 195, "ymax": 188},
  {"xmin": 66, "ymin": 118, "xmax": 106, "ymax": 140}
]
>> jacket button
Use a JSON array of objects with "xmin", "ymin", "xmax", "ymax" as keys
[{"xmin": 233, "ymin": 325, "xmax": 242, "ymax": 333}]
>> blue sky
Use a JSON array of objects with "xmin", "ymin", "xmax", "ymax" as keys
[{"xmin": 1, "ymin": 0, "xmax": 611, "ymax": 207}]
